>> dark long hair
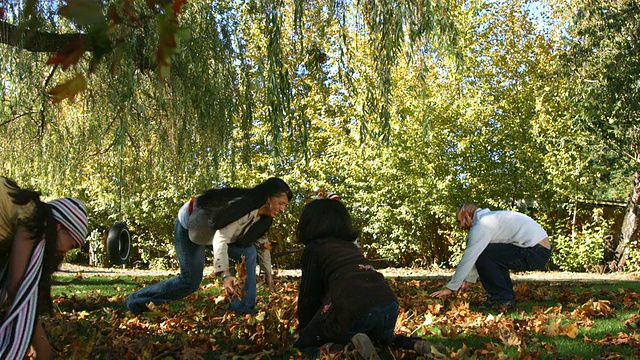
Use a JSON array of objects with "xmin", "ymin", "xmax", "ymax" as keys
[
  {"xmin": 196, "ymin": 177, "xmax": 292, "ymax": 229},
  {"xmin": 296, "ymin": 199, "xmax": 359, "ymax": 245},
  {"xmin": 5, "ymin": 177, "xmax": 60, "ymax": 315}
]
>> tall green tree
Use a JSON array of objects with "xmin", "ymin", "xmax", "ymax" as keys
[{"xmin": 561, "ymin": 0, "xmax": 640, "ymax": 270}]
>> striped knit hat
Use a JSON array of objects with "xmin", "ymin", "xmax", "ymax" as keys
[
  {"xmin": 49, "ymin": 198, "xmax": 88, "ymax": 247},
  {"xmin": 326, "ymin": 192, "xmax": 340, "ymax": 200},
  {"xmin": 316, "ymin": 189, "xmax": 340, "ymax": 201}
]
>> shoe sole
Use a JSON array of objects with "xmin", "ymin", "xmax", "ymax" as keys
[
  {"xmin": 351, "ymin": 333, "xmax": 380, "ymax": 360},
  {"xmin": 414, "ymin": 339, "xmax": 447, "ymax": 355}
]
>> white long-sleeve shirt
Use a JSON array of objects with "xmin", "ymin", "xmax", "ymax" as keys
[{"xmin": 446, "ymin": 208, "xmax": 548, "ymax": 291}]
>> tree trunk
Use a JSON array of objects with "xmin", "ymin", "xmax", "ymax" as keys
[{"xmin": 615, "ymin": 171, "xmax": 640, "ymax": 270}]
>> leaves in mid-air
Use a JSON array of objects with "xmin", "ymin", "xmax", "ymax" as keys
[{"xmin": 47, "ymin": 74, "xmax": 87, "ymax": 103}]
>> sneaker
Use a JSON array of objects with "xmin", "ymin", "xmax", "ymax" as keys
[
  {"xmin": 350, "ymin": 333, "xmax": 380, "ymax": 360},
  {"xmin": 478, "ymin": 299, "xmax": 516, "ymax": 311},
  {"xmin": 229, "ymin": 298, "xmax": 255, "ymax": 315},
  {"xmin": 413, "ymin": 339, "xmax": 447, "ymax": 355},
  {"xmin": 125, "ymin": 295, "xmax": 149, "ymax": 315}
]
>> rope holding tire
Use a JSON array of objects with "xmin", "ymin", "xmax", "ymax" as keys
[{"xmin": 107, "ymin": 222, "xmax": 131, "ymax": 265}]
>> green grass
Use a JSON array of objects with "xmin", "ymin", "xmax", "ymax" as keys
[{"xmin": 418, "ymin": 280, "xmax": 640, "ymax": 360}]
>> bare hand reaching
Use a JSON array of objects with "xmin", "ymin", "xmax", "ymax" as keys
[
  {"xmin": 431, "ymin": 288, "xmax": 453, "ymax": 298},
  {"xmin": 223, "ymin": 275, "xmax": 235, "ymax": 297}
]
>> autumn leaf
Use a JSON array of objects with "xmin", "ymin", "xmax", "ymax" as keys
[
  {"xmin": 173, "ymin": 0, "xmax": 188, "ymax": 14},
  {"xmin": 428, "ymin": 302, "xmax": 443, "ymax": 315},
  {"xmin": 559, "ymin": 322, "xmax": 579, "ymax": 339},
  {"xmin": 542, "ymin": 321, "xmax": 560, "ymax": 337},
  {"xmin": 499, "ymin": 328, "xmax": 522, "ymax": 347},
  {"xmin": 234, "ymin": 256, "xmax": 247, "ymax": 299},
  {"xmin": 46, "ymin": 38, "xmax": 86, "ymax": 71},
  {"xmin": 573, "ymin": 299, "xmax": 614, "ymax": 318},
  {"xmin": 439, "ymin": 325, "xmax": 460, "ymax": 338},
  {"xmin": 155, "ymin": 4, "xmax": 190, "ymax": 80},
  {"xmin": 422, "ymin": 312, "xmax": 435, "ymax": 326},
  {"xmin": 76, "ymin": 310, "xmax": 90, "ymax": 319},
  {"xmin": 59, "ymin": 0, "xmax": 105, "ymax": 26},
  {"xmin": 48, "ymin": 74, "xmax": 87, "ymax": 103}
]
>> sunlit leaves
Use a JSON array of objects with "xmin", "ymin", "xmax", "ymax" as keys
[
  {"xmin": 561, "ymin": 0, "xmax": 640, "ymax": 205},
  {"xmin": 0, "ymin": 0, "xmax": 633, "ymax": 274},
  {"xmin": 572, "ymin": 299, "xmax": 615, "ymax": 319}
]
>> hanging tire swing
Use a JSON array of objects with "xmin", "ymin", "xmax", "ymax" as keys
[
  {"xmin": 107, "ymin": 222, "xmax": 131, "ymax": 265},
  {"xmin": 108, "ymin": 119, "xmax": 132, "ymax": 266}
]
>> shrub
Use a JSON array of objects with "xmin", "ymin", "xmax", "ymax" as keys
[{"xmin": 551, "ymin": 208, "xmax": 613, "ymax": 272}]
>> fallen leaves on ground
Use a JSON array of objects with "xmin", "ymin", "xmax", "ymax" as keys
[{"xmin": 45, "ymin": 277, "xmax": 640, "ymax": 359}]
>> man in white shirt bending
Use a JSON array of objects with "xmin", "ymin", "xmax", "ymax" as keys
[{"xmin": 431, "ymin": 203, "xmax": 551, "ymax": 308}]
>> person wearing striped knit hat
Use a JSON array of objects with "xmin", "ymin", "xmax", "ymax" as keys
[
  {"xmin": 316, "ymin": 188, "xmax": 340, "ymax": 201},
  {"xmin": 0, "ymin": 176, "xmax": 88, "ymax": 360}
]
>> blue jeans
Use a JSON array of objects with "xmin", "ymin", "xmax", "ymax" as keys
[
  {"xmin": 475, "ymin": 243, "xmax": 551, "ymax": 302},
  {"xmin": 125, "ymin": 220, "xmax": 258, "ymax": 314},
  {"xmin": 295, "ymin": 300, "xmax": 399, "ymax": 357},
  {"xmin": 346, "ymin": 300, "xmax": 398, "ymax": 345},
  {"xmin": 227, "ymin": 244, "xmax": 257, "ymax": 314},
  {"xmin": 126, "ymin": 219, "xmax": 205, "ymax": 314}
]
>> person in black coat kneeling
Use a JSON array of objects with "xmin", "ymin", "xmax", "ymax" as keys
[{"xmin": 293, "ymin": 199, "xmax": 443, "ymax": 359}]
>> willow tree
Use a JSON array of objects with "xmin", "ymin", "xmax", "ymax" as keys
[
  {"xmin": 1, "ymin": 0, "xmax": 462, "ymax": 267},
  {"xmin": 1, "ymin": 0, "xmax": 458, "ymax": 142}
]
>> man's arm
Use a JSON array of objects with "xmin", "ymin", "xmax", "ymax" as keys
[{"xmin": 431, "ymin": 280, "xmax": 475, "ymax": 298}]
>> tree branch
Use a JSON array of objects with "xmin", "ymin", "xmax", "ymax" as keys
[
  {"xmin": 0, "ymin": 111, "xmax": 37, "ymax": 127},
  {"xmin": 0, "ymin": 20, "xmax": 84, "ymax": 53},
  {"xmin": 1, "ymin": 20, "xmax": 159, "ymax": 73}
]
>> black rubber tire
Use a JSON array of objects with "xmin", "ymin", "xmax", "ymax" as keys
[{"xmin": 107, "ymin": 222, "xmax": 131, "ymax": 265}]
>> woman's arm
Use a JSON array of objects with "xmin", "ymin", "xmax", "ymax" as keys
[
  {"xmin": 6, "ymin": 225, "xmax": 38, "ymax": 300},
  {"xmin": 7, "ymin": 226, "xmax": 53, "ymax": 359},
  {"xmin": 30, "ymin": 320, "xmax": 54, "ymax": 359},
  {"xmin": 256, "ymin": 243, "xmax": 274, "ymax": 292}
]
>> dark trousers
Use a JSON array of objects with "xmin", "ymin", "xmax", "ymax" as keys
[
  {"xmin": 476, "ymin": 243, "xmax": 551, "ymax": 302},
  {"xmin": 295, "ymin": 300, "xmax": 399, "ymax": 357}
]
